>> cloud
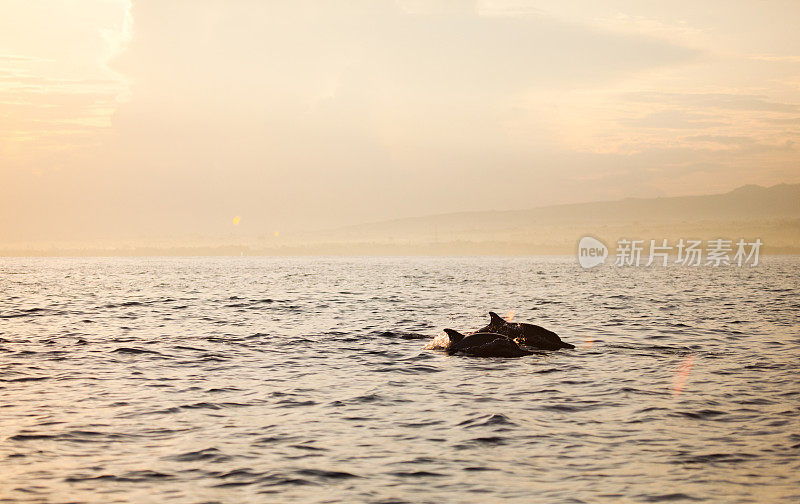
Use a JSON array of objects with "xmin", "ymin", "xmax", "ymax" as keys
[
  {"xmin": 0, "ymin": 54, "xmax": 51, "ymax": 62},
  {"xmin": 2, "ymin": 0, "xmax": 799, "ymax": 247},
  {"xmin": 762, "ymin": 116, "xmax": 800, "ymax": 125},
  {"xmin": 97, "ymin": 1, "xmax": 698, "ymax": 228},
  {"xmin": 748, "ymin": 54, "xmax": 800, "ymax": 63},
  {"xmin": 682, "ymin": 134, "xmax": 757, "ymax": 146},
  {"xmin": 0, "ymin": 0, "xmax": 131, "ymax": 172},
  {"xmin": 620, "ymin": 110, "xmax": 725, "ymax": 129},
  {"xmin": 624, "ymin": 92, "xmax": 799, "ymax": 113}
]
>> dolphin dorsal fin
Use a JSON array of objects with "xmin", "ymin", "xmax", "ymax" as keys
[
  {"xmin": 489, "ymin": 311, "xmax": 506, "ymax": 326},
  {"xmin": 443, "ymin": 329, "xmax": 465, "ymax": 345}
]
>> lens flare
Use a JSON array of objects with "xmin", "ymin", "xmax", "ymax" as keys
[
  {"xmin": 232, "ymin": 216, "xmax": 241, "ymax": 226},
  {"xmin": 672, "ymin": 354, "xmax": 695, "ymax": 396},
  {"xmin": 505, "ymin": 310, "xmax": 515, "ymax": 322}
]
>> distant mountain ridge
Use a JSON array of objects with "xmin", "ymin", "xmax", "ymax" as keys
[
  {"xmin": 3, "ymin": 183, "xmax": 798, "ymax": 255},
  {"xmin": 324, "ymin": 183, "xmax": 800, "ymax": 240}
]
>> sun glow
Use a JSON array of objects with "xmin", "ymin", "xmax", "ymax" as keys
[{"xmin": 672, "ymin": 354, "xmax": 695, "ymax": 396}]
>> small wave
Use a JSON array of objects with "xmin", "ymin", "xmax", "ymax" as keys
[
  {"xmin": 8, "ymin": 434, "xmax": 56, "ymax": 441},
  {"xmin": 206, "ymin": 387, "xmax": 242, "ymax": 393},
  {"xmin": 194, "ymin": 353, "xmax": 229, "ymax": 362},
  {"xmin": 606, "ymin": 343, "xmax": 696, "ymax": 356},
  {"xmin": 225, "ymin": 298, "xmax": 275, "ymax": 308},
  {"xmin": 0, "ymin": 307, "xmax": 51, "ymax": 319},
  {"xmin": 112, "ymin": 347, "xmax": 163, "ymax": 355},
  {"xmin": 469, "ymin": 436, "xmax": 507, "ymax": 445},
  {"xmin": 102, "ymin": 298, "xmax": 176, "ymax": 309},
  {"xmin": 0, "ymin": 376, "xmax": 49, "ymax": 383},
  {"xmin": 243, "ymin": 332, "xmax": 270, "ymax": 339},
  {"xmin": 178, "ymin": 401, "xmax": 255, "ymax": 411},
  {"xmin": 389, "ymin": 471, "xmax": 448, "ymax": 478},
  {"xmin": 276, "ymin": 399, "xmax": 317, "ymax": 408},
  {"xmin": 65, "ymin": 470, "xmax": 173, "ymax": 483},
  {"xmin": 674, "ymin": 409, "xmax": 726, "ymax": 420},
  {"xmin": 255, "ymin": 434, "xmax": 301, "ymax": 445},
  {"xmin": 350, "ymin": 393, "xmax": 382, "ymax": 403},
  {"xmin": 378, "ymin": 331, "xmax": 430, "ymax": 340},
  {"xmin": 295, "ymin": 469, "xmax": 360, "ymax": 479},
  {"xmin": 173, "ymin": 345, "xmax": 207, "ymax": 352},
  {"xmin": 213, "ymin": 481, "xmax": 254, "ymax": 488},
  {"xmin": 288, "ymin": 443, "xmax": 327, "ymax": 452},
  {"xmin": 458, "ymin": 413, "xmax": 517, "ymax": 429},
  {"xmin": 374, "ymin": 365, "xmax": 442, "ymax": 374},
  {"xmin": 540, "ymin": 404, "xmax": 584, "ymax": 412},
  {"xmin": 258, "ymin": 474, "xmax": 320, "ymax": 487},
  {"xmin": 637, "ymin": 493, "xmax": 701, "ymax": 502},
  {"xmin": 9, "ymin": 430, "xmax": 134, "ymax": 443},
  {"xmin": 675, "ymin": 452, "xmax": 757, "ymax": 464},
  {"xmin": 397, "ymin": 420, "xmax": 444, "ymax": 428},
  {"xmin": 169, "ymin": 447, "xmax": 232, "ymax": 463}
]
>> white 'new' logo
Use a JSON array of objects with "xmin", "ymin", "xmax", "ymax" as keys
[{"xmin": 578, "ymin": 236, "xmax": 607, "ymax": 269}]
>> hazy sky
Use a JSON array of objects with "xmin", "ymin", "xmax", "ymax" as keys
[{"xmin": 1, "ymin": 0, "xmax": 799, "ymax": 246}]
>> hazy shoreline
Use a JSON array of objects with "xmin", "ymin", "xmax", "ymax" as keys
[
  {"xmin": 3, "ymin": 249, "xmax": 799, "ymax": 257},
  {"xmin": 5, "ymin": 183, "xmax": 797, "ymax": 256}
]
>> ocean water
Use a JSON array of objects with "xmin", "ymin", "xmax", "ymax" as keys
[{"xmin": 1, "ymin": 256, "xmax": 798, "ymax": 503}]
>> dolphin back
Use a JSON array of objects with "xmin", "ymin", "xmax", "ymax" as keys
[
  {"xmin": 448, "ymin": 332, "xmax": 504, "ymax": 355},
  {"xmin": 476, "ymin": 312, "xmax": 575, "ymax": 350},
  {"xmin": 475, "ymin": 311, "xmax": 507, "ymax": 334},
  {"xmin": 460, "ymin": 338, "xmax": 533, "ymax": 358},
  {"xmin": 517, "ymin": 323, "xmax": 574, "ymax": 350}
]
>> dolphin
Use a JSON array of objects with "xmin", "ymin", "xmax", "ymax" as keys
[
  {"xmin": 476, "ymin": 312, "xmax": 575, "ymax": 350},
  {"xmin": 443, "ymin": 329, "xmax": 533, "ymax": 358}
]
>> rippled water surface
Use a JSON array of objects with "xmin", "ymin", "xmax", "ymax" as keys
[{"xmin": 1, "ymin": 256, "xmax": 799, "ymax": 503}]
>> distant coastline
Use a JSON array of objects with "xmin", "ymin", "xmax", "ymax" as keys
[{"xmin": 4, "ymin": 183, "xmax": 798, "ymax": 256}]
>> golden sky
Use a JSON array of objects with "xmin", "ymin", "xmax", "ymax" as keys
[{"xmin": 1, "ymin": 0, "xmax": 799, "ymax": 246}]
